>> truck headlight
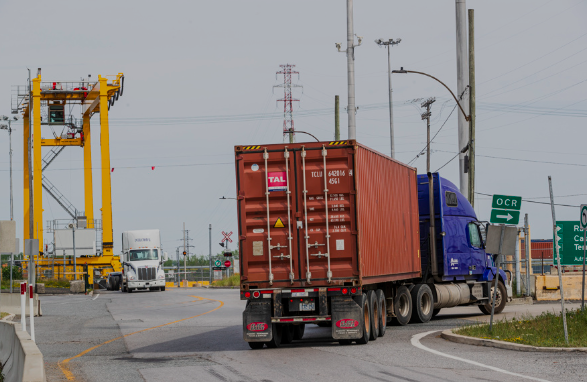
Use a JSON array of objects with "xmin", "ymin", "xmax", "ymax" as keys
[
  {"xmin": 129, "ymin": 276, "xmax": 135, "ymax": 280},
  {"xmin": 158, "ymin": 274, "xmax": 165, "ymax": 279}
]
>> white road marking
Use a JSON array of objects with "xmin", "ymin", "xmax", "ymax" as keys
[
  {"xmin": 92, "ymin": 294, "xmax": 100, "ymax": 301},
  {"xmin": 411, "ymin": 330, "xmax": 551, "ymax": 382}
]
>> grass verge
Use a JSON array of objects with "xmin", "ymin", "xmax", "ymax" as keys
[
  {"xmin": 0, "ymin": 312, "xmax": 8, "ymax": 319},
  {"xmin": 455, "ymin": 308, "xmax": 587, "ymax": 347},
  {"xmin": 212, "ymin": 274, "xmax": 240, "ymax": 287}
]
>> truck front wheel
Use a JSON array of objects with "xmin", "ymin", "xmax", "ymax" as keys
[{"xmin": 479, "ymin": 280, "xmax": 507, "ymax": 315}]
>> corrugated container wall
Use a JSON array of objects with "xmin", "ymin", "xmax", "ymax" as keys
[
  {"xmin": 520, "ymin": 239, "xmax": 553, "ymax": 260},
  {"xmin": 235, "ymin": 140, "xmax": 421, "ymax": 290}
]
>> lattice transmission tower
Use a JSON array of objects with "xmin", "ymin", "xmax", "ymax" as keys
[{"xmin": 274, "ymin": 64, "xmax": 302, "ymax": 143}]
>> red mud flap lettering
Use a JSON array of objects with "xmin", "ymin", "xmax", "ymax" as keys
[
  {"xmin": 243, "ymin": 301, "xmax": 272, "ymax": 342},
  {"xmin": 331, "ymin": 296, "xmax": 363, "ymax": 340}
]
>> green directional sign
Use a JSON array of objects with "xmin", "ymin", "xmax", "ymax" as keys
[
  {"xmin": 491, "ymin": 195, "xmax": 522, "ymax": 211},
  {"xmin": 490, "ymin": 194, "xmax": 522, "ymax": 225},
  {"xmin": 490, "ymin": 209, "xmax": 520, "ymax": 225},
  {"xmin": 554, "ymin": 221, "xmax": 585, "ymax": 266},
  {"xmin": 214, "ymin": 259, "xmax": 222, "ymax": 267}
]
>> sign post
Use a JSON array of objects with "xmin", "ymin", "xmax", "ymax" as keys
[
  {"xmin": 548, "ymin": 176, "xmax": 569, "ymax": 345},
  {"xmin": 580, "ymin": 204, "xmax": 587, "ymax": 311},
  {"xmin": 221, "ymin": 231, "xmax": 233, "ymax": 278}
]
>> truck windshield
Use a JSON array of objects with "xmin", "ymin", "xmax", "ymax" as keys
[{"xmin": 129, "ymin": 249, "xmax": 158, "ymax": 261}]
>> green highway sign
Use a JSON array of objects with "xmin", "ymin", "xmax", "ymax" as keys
[
  {"xmin": 554, "ymin": 221, "xmax": 585, "ymax": 265},
  {"xmin": 490, "ymin": 209, "xmax": 520, "ymax": 225},
  {"xmin": 580, "ymin": 205, "xmax": 587, "ymax": 230},
  {"xmin": 491, "ymin": 195, "xmax": 522, "ymax": 211}
]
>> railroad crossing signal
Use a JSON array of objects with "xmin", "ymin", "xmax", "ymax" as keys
[
  {"xmin": 215, "ymin": 259, "xmax": 222, "ymax": 267},
  {"xmin": 222, "ymin": 231, "xmax": 233, "ymax": 243},
  {"xmin": 490, "ymin": 194, "xmax": 522, "ymax": 225},
  {"xmin": 183, "ymin": 251, "xmax": 187, "ymax": 256}
]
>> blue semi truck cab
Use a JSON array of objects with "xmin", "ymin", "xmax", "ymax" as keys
[{"xmin": 417, "ymin": 173, "xmax": 512, "ymax": 316}]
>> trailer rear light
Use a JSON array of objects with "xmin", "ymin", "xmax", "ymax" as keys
[
  {"xmin": 244, "ymin": 292, "xmax": 251, "ymax": 298},
  {"xmin": 253, "ymin": 291, "xmax": 260, "ymax": 298},
  {"xmin": 327, "ymin": 287, "xmax": 341, "ymax": 292},
  {"xmin": 260, "ymin": 290, "xmax": 273, "ymax": 294},
  {"xmin": 350, "ymin": 287, "xmax": 357, "ymax": 294},
  {"xmin": 291, "ymin": 289, "xmax": 305, "ymax": 293},
  {"xmin": 342, "ymin": 288, "xmax": 349, "ymax": 295}
]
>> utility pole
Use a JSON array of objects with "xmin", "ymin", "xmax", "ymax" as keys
[
  {"xmin": 375, "ymin": 38, "xmax": 401, "ymax": 158},
  {"xmin": 346, "ymin": 0, "xmax": 356, "ymax": 139},
  {"xmin": 209, "ymin": 224, "xmax": 212, "ymax": 284},
  {"xmin": 335, "ymin": 95, "xmax": 340, "ymax": 141},
  {"xmin": 468, "ymin": 8, "xmax": 476, "ymax": 207},
  {"xmin": 421, "ymin": 97, "xmax": 437, "ymax": 277},
  {"xmin": 183, "ymin": 222, "xmax": 186, "ymax": 284},
  {"xmin": 455, "ymin": 0, "xmax": 470, "ymax": 196}
]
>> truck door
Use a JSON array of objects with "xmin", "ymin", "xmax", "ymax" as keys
[{"xmin": 467, "ymin": 222, "xmax": 485, "ymax": 276}]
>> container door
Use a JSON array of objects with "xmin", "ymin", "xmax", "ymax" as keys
[
  {"xmin": 294, "ymin": 145, "xmax": 357, "ymax": 284},
  {"xmin": 237, "ymin": 148, "xmax": 299, "ymax": 286}
]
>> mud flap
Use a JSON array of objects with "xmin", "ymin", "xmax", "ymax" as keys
[
  {"xmin": 243, "ymin": 301, "xmax": 272, "ymax": 342},
  {"xmin": 331, "ymin": 296, "xmax": 363, "ymax": 340}
]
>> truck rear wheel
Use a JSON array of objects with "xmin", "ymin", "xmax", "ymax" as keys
[
  {"xmin": 293, "ymin": 324, "xmax": 305, "ymax": 340},
  {"xmin": 282, "ymin": 325, "xmax": 294, "ymax": 344},
  {"xmin": 266, "ymin": 324, "xmax": 282, "ymax": 348},
  {"xmin": 479, "ymin": 280, "xmax": 507, "ymax": 315},
  {"xmin": 410, "ymin": 284, "xmax": 434, "ymax": 323},
  {"xmin": 248, "ymin": 342, "xmax": 264, "ymax": 349},
  {"xmin": 356, "ymin": 294, "xmax": 370, "ymax": 344},
  {"xmin": 376, "ymin": 289, "xmax": 386, "ymax": 337},
  {"xmin": 368, "ymin": 290, "xmax": 379, "ymax": 340},
  {"xmin": 393, "ymin": 286, "xmax": 412, "ymax": 326},
  {"xmin": 161, "ymin": 286, "xmax": 166, "ymax": 292},
  {"xmin": 432, "ymin": 308, "xmax": 441, "ymax": 318}
]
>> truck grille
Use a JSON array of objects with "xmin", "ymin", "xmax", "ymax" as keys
[{"xmin": 138, "ymin": 267, "xmax": 156, "ymax": 281}]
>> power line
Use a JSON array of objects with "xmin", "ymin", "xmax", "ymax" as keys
[
  {"xmin": 475, "ymin": 192, "xmax": 579, "ymax": 208},
  {"xmin": 408, "ymin": 103, "xmax": 458, "ymax": 166}
]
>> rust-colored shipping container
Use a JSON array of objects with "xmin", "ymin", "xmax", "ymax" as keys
[
  {"xmin": 521, "ymin": 239, "xmax": 553, "ymax": 260},
  {"xmin": 235, "ymin": 140, "xmax": 420, "ymax": 290}
]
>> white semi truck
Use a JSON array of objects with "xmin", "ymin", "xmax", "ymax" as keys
[{"xmin": 121, "ymin": 229, "xmax": 168, "ymax": 292}]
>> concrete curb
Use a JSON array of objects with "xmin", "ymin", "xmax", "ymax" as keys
[
  {"xmin": 441, "ymin": 329, "xmax": 587, "ymax": 352},
  {"xmin": 1, "ymin": 313, "xmax": 16, "ymax": 322},
  {"xmin": 507, "ymin": 297, "xmax": 533, "ymax": 305}
]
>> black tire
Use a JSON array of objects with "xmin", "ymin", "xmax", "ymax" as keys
[
  {"xmin": 282, "ymin": 325, "xmax": 294, "ymax": 344},
  {"xmin": 127, "ymin": 287, "xmax": 133, "ymax": 293},
  {"xmin": 293, "ymin": 324, "xmax": 305, "ymax": 340},
  {"xmin": 432, "ymin": 308, "xmax": 441, "ymax": 318},
  {"xmin": 266, "ymin": 324, "xmax": 282, "ymax": 348},
  {"xmin": 338, "ymin": 339, "xmax": 352, "ymax": 345},
  {"xmin": 367, "ymin": 290, "xmax": 379, "ymax": 340},
  {"xmin": 376, "ymin": 290, "xmax": 387, "ymax": 337},
  {"xmin": 161, "ymin": 286, "xmax": 165, "ymax": 292},
  {"xmin": 248, "ymin": 342, "xmax": 264, "ymax": 349},
  {"xmin": 393, "ymin": 286, "xmax": 412, "ymax": 326},
  {"xmin": 122, "ymin": 284, "xmax": 126, "ymax": 293},
  {"xmin": 356, "ymin": 294, "xmax": 370, "ymax": 345},
  {"xmin": 479, "ymin": 280, "xmax": 507, "ymax": 315},
  {"xmin": 410, "ymin": 284, "xmax": 434, "ymax": 324}
]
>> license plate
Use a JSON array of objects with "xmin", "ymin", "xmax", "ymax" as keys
[
  {"xmin": 300, "ymin": 302, "xmax": 315, "ymax": 311},
  {"xmin": 292, "ymin": 292, "xmax": 308, "ymax": 297}
]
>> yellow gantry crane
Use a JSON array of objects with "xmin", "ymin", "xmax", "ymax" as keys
[{"xmin": 14, "ymin": 71, "xmax": 124, "ymax": 282}]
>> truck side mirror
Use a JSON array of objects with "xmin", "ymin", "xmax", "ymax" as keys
[{"xmin": 163, "ymin": 252, "xmax": 168, "ymax": 262}]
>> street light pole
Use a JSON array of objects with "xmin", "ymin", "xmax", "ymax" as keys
[
  {"xmin": 375, "ymin": 38, "xmax": 401, "ymax": 158},
  {"xmin": 0, "ymin": 116, "xmax": 17, "ymax": 220}
]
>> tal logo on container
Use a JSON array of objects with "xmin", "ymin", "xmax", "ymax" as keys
[
  {"xmin": 336, "ymin": 319, "xmax": 359, "ymax": 329},
  {"xmin": 267, "ymin": 172, "xmax": 287, "ymax": 192},
  {"xmin": 247, "ymin": 322, "xmax": 268, "ymax": 332}
]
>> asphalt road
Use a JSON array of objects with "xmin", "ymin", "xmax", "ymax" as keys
[{"xmin": 31, "ymin": 288, "xmax": 586, "ymax": 382}]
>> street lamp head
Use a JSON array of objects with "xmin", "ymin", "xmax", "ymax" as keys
[
  {"xmin": 0, "ymin": 125, "xmax": 7, "ymax": 130},
  {"xmin": 392, "ymin": 67, "xmax": 408, "ymax": 74},
  {"xmin": 1, "ymin": 115, "xmax": 8, "ymax": 120}
]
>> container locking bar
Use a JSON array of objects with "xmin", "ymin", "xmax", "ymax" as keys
[
  {"xmin": 263, "ymin": 148, "xmax": 274, "ymax": 285},
  {"xmin": 301, "ymin": 147, "xmax": 312, "ymax": 284},
  {"xmin": 284, "ymin": 148, "xmax": 295, "ymax": 284},
  {"xmin": 322, "ymin": 145, "xmax": 332, "ymax": 283}
]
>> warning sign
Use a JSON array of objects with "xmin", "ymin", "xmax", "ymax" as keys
[
  {"xmin": 268, "ymin": 171, "xmax": 287, "ymax": 192},
  {"xmin": 274, "ymin": 218, "xmax": 285, "ymax": 228}
]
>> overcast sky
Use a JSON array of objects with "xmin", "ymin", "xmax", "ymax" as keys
[{"xmin": 0, "ymin": 0, "xmax": 586, "ymax": 257}]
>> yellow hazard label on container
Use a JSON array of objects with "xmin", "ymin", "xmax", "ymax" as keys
[{"xmin": 274, "ymin": 217, "xmax": 285, "ymax": 228}]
